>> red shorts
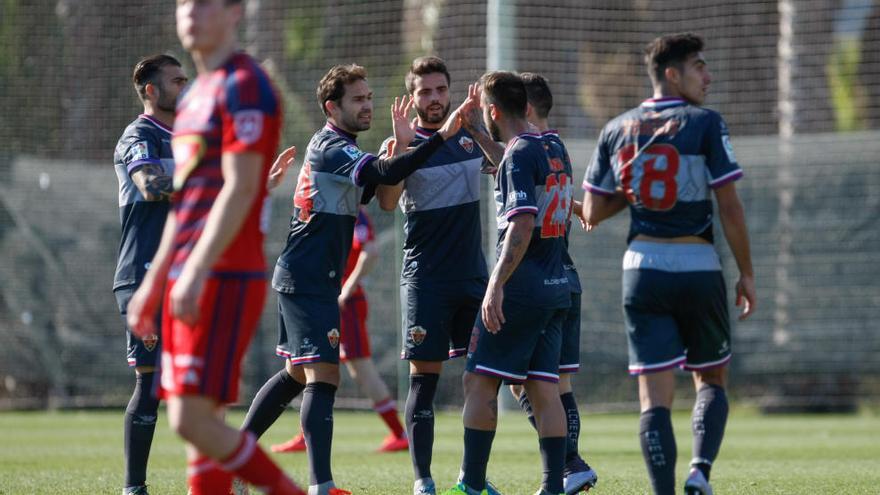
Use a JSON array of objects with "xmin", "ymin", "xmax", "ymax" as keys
[
  {"xmin": 159, "ymin": 274, "xmax": 266, "ymax": 404},
  {"xmin": 339, "ymin": 293, "xmax": 371, "ymax": 362}
]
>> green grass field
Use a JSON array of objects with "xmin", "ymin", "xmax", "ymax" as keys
[{"xmin": 1, "ymin": 407, "xmax": 878, "ymax": 494}]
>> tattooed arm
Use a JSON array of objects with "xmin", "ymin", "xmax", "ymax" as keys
[
  {"xmin": 481, "ymin": 213, "xmax": 534, "ymax": 333},
  {"xmin": 131, "ymin": 162, "xmax": 173, "ymax": 201},
  {"xmin": 459, "ymin": 83, "xmax": 504, "ymax": 173}
]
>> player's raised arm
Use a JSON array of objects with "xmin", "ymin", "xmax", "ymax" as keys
[
  {"xmin": 267, "ymin": 145, "xmax": 297, "ymax": 190},
  {"xmin": 460, "ymin": 83, "xmax": 504, "ymax": 171},
  {"xmin": 375, "ymin": 94, "xmax": 415, "ymax": 210}
]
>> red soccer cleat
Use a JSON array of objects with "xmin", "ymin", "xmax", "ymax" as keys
[
  {"xmin": 377, "ymin": 433, "xmax": 409, "ymax": 452},
  {"xmin": 328, "ymin": 489, "xmax": 351, "ymax": 495},
  {"xmin": 271, "ymin": 432, "xmax": 307, "ymax": 453}
]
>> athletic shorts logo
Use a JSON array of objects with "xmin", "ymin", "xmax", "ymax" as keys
[
  {"xmin": 467, "ymin": 326, "xmax": 481, "ymax": 354},
  {"xmin": 327, "ymin": 328, "xmax": 340, "ymax": 349},
  {"xmin": 142, "ymin": 333, "xmax": 158, "ymax": 352},
  {"xmin": 408, "ymin": 326, "xmax": 427, "ymax": 346},
  {"xmin": 233, "ymin": 110, "xmax": 264, "ymax": 145},
  {"xmin": 459, "ymin": 135, "xmax": 474, "ymax": 153}
]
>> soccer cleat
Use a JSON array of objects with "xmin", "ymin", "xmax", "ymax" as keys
[
  {"xmin": 532, "ymin": 489, "xmax": 563, "ymax": 495},
  {"xmin": 562, "ymin": 456, "xmax": 598, "ymax": 494},
  {"xmin": 231, "ymin": 477, "xmax": 250, "ymax": 495},
  {"xmin": 328, "ymin": 489, "xmax": 351, "ymax": 495},
  {"xmin": 123, "ymin": 486, "xmax": 149, "ymax": 495},
  {"xmin": 683, "ymin": 467, "xmax": 713, "ymax": 495},
  {"xmin": 485, "ymin": 479, "xmax": 504, "ymax": 495},
  {"xmin": 272, "ymin": 432, "xmax": 307, "ymax": 453},
  {"xmin": 414, "ymin": 477, "xmax": 437, "ymax": 495},
  {"xmin": 378, "ymin": 432, "xmax": 410, "ymax": 452},
  {"xmin": 441, "ymin": 482, "xmax": 488, "ymax": 495}
]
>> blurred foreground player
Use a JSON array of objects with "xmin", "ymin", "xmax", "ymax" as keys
[
  {"xmin": 113, "ymin": 53, "xmax": 187, "ymax": 495},
  {"xmin": 126, "ymin": 0, "xmax": 304, "ymax": 493},
  {"xmin": 580, "ymin": 33, "xmax": 756, "ymax": 495},
  {"xmin": 271, "ymin": 207, "xmax": 408, "ymax": 454}
]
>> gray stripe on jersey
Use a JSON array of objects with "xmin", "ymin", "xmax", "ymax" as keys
[
  {"xmin": 399, "ymin": 157, "xmax": 483, "ymax": 213},
  {"xmin": 304, "ymin": 170, "xmax": 363, "ymax": 217}
]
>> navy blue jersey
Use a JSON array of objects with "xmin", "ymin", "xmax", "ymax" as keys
[
  {"xmin": 112, "ymin": 114, "xmax": 174, "ymax": 290},
  {"xmin": 272, "ymin": 123, "xmax": 377, "ymax": 297},
  {"xmin": 494, "ymin": 133, "xmax": 572, "ymax": 308},
  {"xmin": 583, "ymin": 97, "xmax": 742, "ymax": 242},
  {"xmin": 381, "ymin": 127, "xmax": 488, "ymax": 282},
  {"xmin": 542, "ymin": 130, "xmax": 581, "ymax": 295}
]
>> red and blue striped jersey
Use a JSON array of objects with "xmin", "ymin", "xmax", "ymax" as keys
[{"xmin": 170, "ymin": 52, "xmax": 281, "ymax": 276}]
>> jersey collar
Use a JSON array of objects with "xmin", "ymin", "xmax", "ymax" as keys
[
  {"xmin": 325, "ymin": 122, "xmax": 358, "ymax": 143},
  {"xmin": 640, "ymin": 97, "xmax": 687, "ymax": 109},
  {"xmin": 139, "ymin": 114, "xmax": 173, "ymax": 134}
]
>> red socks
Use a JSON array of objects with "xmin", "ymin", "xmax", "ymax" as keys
[{"xmin": 374, "ymin": 398, "xmax": 405, "ymax": 437}]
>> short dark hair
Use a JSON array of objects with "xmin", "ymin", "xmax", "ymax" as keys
[
  {"xmin": 405, "ymin": 56, "xmax": 451, "ymax": 94},
  {"xmin": 132, "ymin": 54, "xmax": 182, "ymax": 102},
  {"xmin": 479, "ymin": 71, "xmax": 527, "ymax": 119},
  {"xmin": 644, "ymin": 33, "xmax": 704, "ymax": 84},
  {"xmin": 520, "ymin": 72, "xmax": 553, "ymax": 119},
  {"xmin": 317, "ymin": 64, "xmax": 367, "ymax": 116}
]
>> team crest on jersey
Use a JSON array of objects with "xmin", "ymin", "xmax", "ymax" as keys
[
  {"xmin": 408, "ymin": 326, "xmax": 427, "ymax": 346},
  {"xmin": 171, "ymin": 135, "xmax": 207, "ymax": 190},
  {"xmin": 459, "ymin": 136, "xmax": 474, "ymax": 153},
  {"xmin": 343, "ymin": 144, "xmax": 363, "ymax": 160},
  {"xmin": 142, "ymin": 333, "xmax": 158, "ymax": 352},
  {"xmin": 233, "ymin": 110, "xmax": 264, "ymax": 145},
  {"xmin": 327, "ymin": 328, "xmax": 340, "ymax": 349}
]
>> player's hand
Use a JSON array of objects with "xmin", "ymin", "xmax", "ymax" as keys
[
  {"xmin": 481, "ymin": 282, "xmax": 505, "ymax": 333},
  {"xmin": 735, "ymin": 273, "xmax": 756, "ymax": 320},
  {"xmin": 267, "ymin": 145, "xmax": 297, "ymax": 190},
  {"xmin": 438, "ymin": 106, "xmax": 463, "ymax": 141},
  {"xmin": 127, "ymin": 279, "xmax": 163, "ymax": 339},
  {"xmin": 391, "ymin": 95, "xmax": 416, "ymax": 149},
  {"xmin": 459, "ymin": 83, "xmax": 483, "ymax": 132},
  {"xmin": 169, "ymin": 265, "xmax": 208, "ymax": 327},
  {"xmin": 338, "ymin": 284, "xmax": 354, "ymax": 309}
]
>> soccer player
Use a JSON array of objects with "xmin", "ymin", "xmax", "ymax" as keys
[
  {"xmin": 505, "ymin": 72, "xmax": 598, "ymax": 494},
  {"xmin": 240, "ymin": 63, "xmax": 463, "ymax": 495},
  {"xmin": 373, "ymin": 56, "xmax": 493, "ymax": 495},
  {"xmin": 113, "ymin": 54, "xmax": 187, "ymax": 495},
  {"xmin": 269, "ymin": 207, "xmax": 409, "ymax": 454},
  {"xmin": 444, "ymin": 71, "xmax": 573, "ymax": 495},
  {"xmin": 580, "ymin": 33, "xmax": 756, "ymax": 495},
  {"xmin": 126, "ymin": 0, "xmax": 305, "ymax": 493}
]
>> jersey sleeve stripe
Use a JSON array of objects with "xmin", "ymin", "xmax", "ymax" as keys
[
  {"xmin": 351, "ymin": 153, "xmax": 377, "ymax": 186},
  {"xmin": 582, "ymin": 181, "xmax": 615, "ymax": 195},
  {"xmin": 505, "ymin": 206, "xmax": 539, "ymax": 219},
  {"xmin": 127, "ymin": 158, "xmax": 161, "ymax": 173},
  {"xmin": 708, "ymin": 169, "xmax": 743, "ymax": 188}
]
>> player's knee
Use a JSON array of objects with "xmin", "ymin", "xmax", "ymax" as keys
[
  {"xmin": 463, "ymin": 372, "xmax": 497, "ymax": 398},
  {"xmin": 694, "ymin": 366, "xmax": 727, "ymax": 389}
]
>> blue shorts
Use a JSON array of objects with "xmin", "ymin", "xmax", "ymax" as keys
[
  {"xmin": 276, "ymin": 293, "xmax": 341, "ymax": 366},
  {"xmin": 115, "ymin": 286, "xmax": 160, "ymax": 368},
  {"xmin": 559, "ymin": 292, "xmax": 581, "ymax": 374},
  {"xmin": 400, "ymin": 278, "xmax": 486, "ymax": 362},
  {"xmin": 466, "ymin": 299, "xmax": 566, "ymax": 384},
  {"xmin": 622, "ymin": 241, "xmax": 731, "ymax": 375}
]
